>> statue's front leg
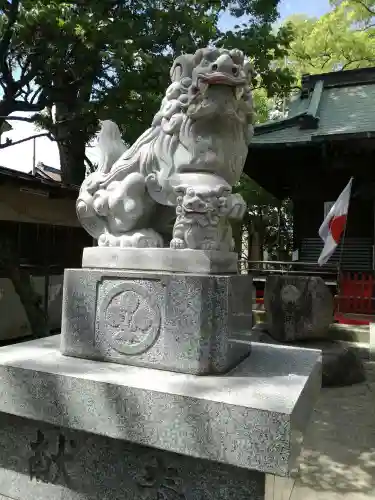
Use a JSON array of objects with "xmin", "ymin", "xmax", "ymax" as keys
[{"xmin": 170, "ymin": 219, "xmax": 188, "ymax": 249}]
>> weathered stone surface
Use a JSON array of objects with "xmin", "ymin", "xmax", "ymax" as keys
[
  {"xmin": 82, "ymin": 246, "xmax": 238, "ymax": 274},
  {"xmin": 61, "ymin": 269, "xmax": 253, "ymax": 375},
  {"xmin": 0, "ymin": 335, "xmax": 321, "ymax": 476},
  {"xmin": 0, "ymin": 411, "xmax": 296, "ymax": 500},
  {"xmin": 311, "ymin": 340, "xmax": 366, "ymax": 387},
  {"xmin": 0, "ymin": 412, "xmax": 267, "ymax": 500},
  {"xmin": 264, "ymin": 275, "xmax": 334, "ymax": 342},
  {"xmin": 247, "ymin": 328, "xmax": 365, "ymax": 388}
]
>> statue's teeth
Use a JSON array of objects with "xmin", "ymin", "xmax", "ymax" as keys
[
  {"xmin": 235, "ymin": 87, "xmax": 244, "ymax": 100},
  {"xmin": 200, "ymin": 82, "xmax": 209, "ymax": 94}
]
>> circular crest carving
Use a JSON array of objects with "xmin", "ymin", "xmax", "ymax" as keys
[
  {"xmin": 280, "ymin": 284, "xmax": 301, "ymax": 304},
  {"xmin": 101, "ymin": 283, "xmax": 160, "ymax": 355}
]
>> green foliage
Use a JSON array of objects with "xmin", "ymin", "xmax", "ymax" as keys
[
  {"xmin": 0, "ymin": 0, "xmax": 295, "ymax": 183},
  {"xmin": 235, "ymin": 175, "xmax": 293, "ymax": 259},
  {"xmin": 282, "ymin": 1, "xmax": 375, "ymax": 80},
  {"xmin": 252, "ymin": 88, "xmax": 270, "ymax": 123}
]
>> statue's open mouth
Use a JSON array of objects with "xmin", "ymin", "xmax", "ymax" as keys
[{"xmin": 195, "ymin": 72, "xmax": 246, "ymax": 100}]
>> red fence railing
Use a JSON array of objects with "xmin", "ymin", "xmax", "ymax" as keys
[{"xmin": 335, "ymin": 271, "xmax": 375, "ymax": 316}]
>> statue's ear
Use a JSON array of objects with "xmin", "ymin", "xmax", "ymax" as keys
[
  {"xmin": 170, "ymin": 54, "xmax": 195, "ymax": 82},
  {"xmin": 193, "ymin": 48, "xmax": 205, "ymax": 66},
  {"xmin": 216, "ymin": 185, "xmax": 231, "ymax": 198},
  {"xmin": 243, "ymin": 60, "xmax": 255, "ymax": 80},
  {"xmin": 230, "ymin": 49, "xmax": 244, "ymax": 66}
]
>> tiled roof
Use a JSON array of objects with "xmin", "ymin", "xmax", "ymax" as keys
[{"xmin": 252, "ymin": 67, "xmax": 375, "ymax": 146}]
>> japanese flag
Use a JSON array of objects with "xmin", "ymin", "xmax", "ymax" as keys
[{"xmin": 318, "ymin": 178, "xmax": 353, "ymax": 266}]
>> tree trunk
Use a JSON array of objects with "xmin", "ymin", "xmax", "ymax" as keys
[
  {"xmin": 0, "ymin": 238, "xmax": 46, "ymax": 338},
  {"xmin": 250, "ymin": 230, "xmax": 261, "ymax": 261},
  {"xmin": 58, "ymin": 137, "xmax": 86, "ymax": 186},
  {"xmin": 232, "ymin": 220, "xmax": 243, "ymax": 255},
  {"xmin": 54, "ymin": 101, "xmax": 88, "ymax": 186},
  {"xmin": 0, "ymin": 100, "xmax": 13, "ymax": 132},
  {"xmin": 8, "ymin": 265, "xmax": 47, "ymax": 338}
]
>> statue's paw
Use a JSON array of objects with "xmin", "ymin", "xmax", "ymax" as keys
[
  {"xmin": 137, "ymin": 231, "xmax": 164, "ymax": 248},
  {"xmin": 76, "ymin": 200, "xmax": 95, "ymax": 218},
  {"xmin": 119, "ymin": 229, "xmax": 164, "ymax": 249},
  {"xmin": 201, "ymin": 240, "xmax": 218, "ymax": 251},
  {"xmin": 170, "ymin": 238, "xmax": 187, "ymax": 249},
  {"xmin": 84, "ymin": 172, "xmax": 105, "ymax": 193},
  {"xmin": 98, "ymin": 233, "xmax": 119, "ymax": 247}
]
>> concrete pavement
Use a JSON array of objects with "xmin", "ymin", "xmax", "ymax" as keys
[{"xmin": 291, "ymin": 363, "xmax": 375, "ymax": 500}]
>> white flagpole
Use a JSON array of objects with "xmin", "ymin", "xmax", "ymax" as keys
[{"xmin": 335, "ymin": 177, "xmax": 354, "ymax": 314}]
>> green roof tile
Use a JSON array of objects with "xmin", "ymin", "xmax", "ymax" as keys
[{"xmin": 252, "ymin": 71, "xmax": 375, "ymax": 146}]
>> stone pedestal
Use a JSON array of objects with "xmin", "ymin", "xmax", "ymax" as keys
[
  {"xmin": 61, "ymin": 265, "xmax": 253, "ymax": 375},
  {"xmin": 0, "ymin": 336, "xmax": 321, "ymax": 500},
  {"xmin": 264, "ymin": 275, "xmax": 334, "ymax": 342},
  {"xmin": 82, "ymin": 247, "xmax": 239, "ymax": 274}
]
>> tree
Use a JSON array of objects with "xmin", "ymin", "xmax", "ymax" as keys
[
  {"xmin": 0, "ymin": 0, "xmax": 295, "ymax": 184},
  {"xmin": 331, "ymin": 0, "xmax": 375, "ymax": 31},
  {"xmin": 234, "ymin": 174, "xmax": 293, "ymax": 265},
  {"xmin": 0, "ymin": 237, "xmax": 46, "ymax": 338},
  {"xmin": 0, "ymin": 0, "xmax": 50, "ymax": 121},
  {"xmin": 283, "ymin": 3, "xmax": 375, "ymax": 80}
]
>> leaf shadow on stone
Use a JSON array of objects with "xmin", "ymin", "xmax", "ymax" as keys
[{"xmin": 292, "ymin": 363, "xmax": 375, "ymax": 496}]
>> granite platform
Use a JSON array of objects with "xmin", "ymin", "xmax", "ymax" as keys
[{"xmin": 0, "ymin": 335, "xmax": 321, "ymax": 499}]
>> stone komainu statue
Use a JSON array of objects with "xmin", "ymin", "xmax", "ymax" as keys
[{"xmin": 76, "ymin": 47, "xmax": 254, "ymax": 251}]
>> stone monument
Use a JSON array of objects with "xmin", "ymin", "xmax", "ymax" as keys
[
  {"xmin": 62, "ymin": 46, "xmax": 256, "ymax": 374},
  {"xmin": 264, "ymin": 275, "xmax": 334, "ymax": 342},
  {"xmin": 0, "ymin": 48, "xmax": 321, "ymax": 500},
  {"xmin": 262, "ymin": 275, "xmax": 365, "ymax": 387}
]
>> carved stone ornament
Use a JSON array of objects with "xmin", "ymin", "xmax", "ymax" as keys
[
  {"xmin": 76, "ymin": 47, "xmax": 253, "ymax": 249},
  {"xmin": 99, "ymin": 282, "xmax": 161, "ymax": 355},
  {"xmin": 169, "ymin": 172, "xmax": 245, "ymax": 252}
]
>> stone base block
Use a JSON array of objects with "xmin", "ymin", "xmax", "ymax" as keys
[
  {"xmin": 61, "ymin": 269, "xmax": 253, "ymax": 375},
  {"xmin": 264, "ymin": 275, "xmax": 334, "ymax": 342},
  {"xmin": 0, "ymin": 412, "xmax": 295, "ymax": 500},
  {"xmin": 82, "ymin": 247, "xmax": 239, "ymax": 274},
  {"xmin": 0, "ymin": 336, "xmax": 321, "ymax": 482}
]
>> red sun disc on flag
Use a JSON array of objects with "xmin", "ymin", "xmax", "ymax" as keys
[{"xmin": 328, "ymin": 215, "xmax": 347, "ymax": 244}]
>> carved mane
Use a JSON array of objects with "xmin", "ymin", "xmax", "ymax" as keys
[{"xmin": 76, "ymin": 47, "xmax": 253, "ymax": 247}]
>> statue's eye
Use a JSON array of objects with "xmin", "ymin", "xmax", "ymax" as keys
[{"xmin": 200, "ymin": 58, "xmax": 210, "ymax": 67}]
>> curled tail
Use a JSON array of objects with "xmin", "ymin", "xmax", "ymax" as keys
[
  {"xmin": 77, "ymin": 119, "xmax": 160, "ymax": 240},
  {"xmin": 78, "ymin": 121, "xmax": 128, "ymax": 239},
  {"xmin": 96, "ymin": 120, "xmax": 128, "ymax": 174}
]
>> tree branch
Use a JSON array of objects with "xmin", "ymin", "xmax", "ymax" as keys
[
  {"xmin": 0, "ymin": 0, "xmax": 20, "ymax": 88},
  {"xmin": 0, "ymin": 115, "xmax": 36, "ymax": 123},
  {"xmin": 11, "ymin": 94, "xmax": 48, "ymax": 112},
  {"xmin": 84, "ymin": 154, "xmax": 94, "ymax": 169},
  {"xmin": 341, "ymin": 57, "xmax": 375, "ymax": 69},
  {"xmin": 352, "ymin": 0, "xmax": 375, "ymax": 16},
  {"xmin": 0, "ymin": 132, "xmax": 54, "ymax": 149}
]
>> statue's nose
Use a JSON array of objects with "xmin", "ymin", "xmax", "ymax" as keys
[
  {"xmin": 211, "ymin": 54, "xmax": 239, "ymax": 76},
  {"xmin": 186, "ymin": 198, "xmax": 204, "ymax": 210}
]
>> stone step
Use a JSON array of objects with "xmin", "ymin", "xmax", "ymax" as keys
[
  {"xmin": 252, "ymin": 314, "xmax": 372, "ymax": 358},
  {"xmin": 233, "ymin": 333, "xmax": 367, "ymax": 387},
  {"xmin": 337, "ymin": 340, "xmax": 370, "ymax": 360}
]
